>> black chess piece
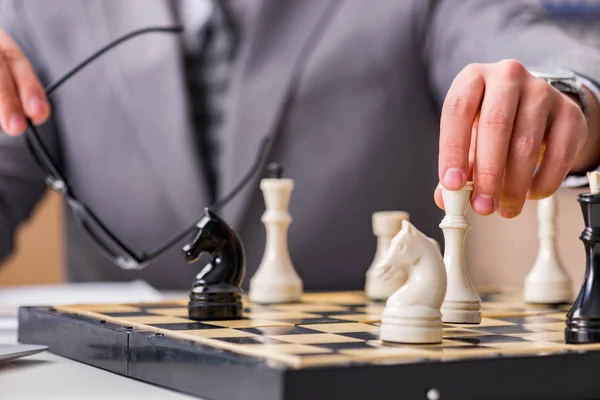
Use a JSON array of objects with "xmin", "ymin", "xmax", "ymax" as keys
[
  {"xmin": 182, "ymin": 208, "xmax": 245, "ymax": 320},
  {"xmin": 565, "ymin": 191, "xmax": 600, "ymax": 344}
]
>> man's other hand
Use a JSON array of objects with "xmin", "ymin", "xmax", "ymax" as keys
[
  {"xmin": 0, "ymin": 29, "xmax": 50, "ymax": 135},
  {"xmin": 435, "ymin": 59, "xmax": 597, "ymax": 218}
]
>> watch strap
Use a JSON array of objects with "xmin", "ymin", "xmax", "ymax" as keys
[{"xmin": 531, "ymin": 69, "xmax": 591, "ymax": 125}]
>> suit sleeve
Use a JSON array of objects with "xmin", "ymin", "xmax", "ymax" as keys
[
  {"xmin": 424, "ymin": 0, "xmax": 600, "ymax": 105},
  {"xmin": 0, "ymin": 0, "xmax": 61, "ymax": 261}
]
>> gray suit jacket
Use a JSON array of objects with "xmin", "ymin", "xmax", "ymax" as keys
[{"xmin": 0, "ymin": 0, "xmax": 598, "ymax": 290}]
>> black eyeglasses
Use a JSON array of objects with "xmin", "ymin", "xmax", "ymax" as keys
[{"xmin": 23, "ymin": 26, "xmax": 271, "ymax": 270}]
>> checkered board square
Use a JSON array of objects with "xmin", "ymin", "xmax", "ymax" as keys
[{"xmin": 51, "ymin": 288, "xmax": 596, "ymax": 368}]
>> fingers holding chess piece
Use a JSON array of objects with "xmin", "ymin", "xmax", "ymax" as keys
[
  {"xmin": 365, "ymin": 211, "xmax": 410, "ymax": 301},
  {"xmin": 182, "ymin": 208, "xmax": 245, "ymax": 321},
  {"xmin": 524, "ymin": 193, "xmax": 572, "ymax": 304},
  {"xmin": 377, "ymin": 220, "xmax": 447, "ymax": 344},
  {"xmin": 249, "ymin": 163, "xmax": 303, "ymax": 304}
]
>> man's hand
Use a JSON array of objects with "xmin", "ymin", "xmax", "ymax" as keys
[
  {"xmin": 0, "ymin": 29, "xmax": 50, "ymax": 135},
  {"xmin": 435, "ymin": 59, "xmax": 597, "ymax": 218}
]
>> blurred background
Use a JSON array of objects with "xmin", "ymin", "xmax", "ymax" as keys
[
  {"xmin": 0, "ymin": 186, "xmax": 589, "ymax": 294},
  {"xmin": 0, "ymin": 192, "xmax": 63, "ymax": 286},
  {"xmin": 0, "ymin": 0, "xmax": 598, "ymax": 294}
]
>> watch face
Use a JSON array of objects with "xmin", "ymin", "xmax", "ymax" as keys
[{"xmin": 528, "ymin": 68, "xmax": 576, "ymax": 80}]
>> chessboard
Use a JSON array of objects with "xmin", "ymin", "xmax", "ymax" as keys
[{"xmin": 17, "ymin": 287, "xmax": 600, "ymax": 400}]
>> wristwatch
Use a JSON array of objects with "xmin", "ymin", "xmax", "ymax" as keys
[{"xmin": 528, "ymin": 68, "xmax": 590, "ymax": 124}]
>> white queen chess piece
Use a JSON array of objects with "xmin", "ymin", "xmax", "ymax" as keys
[
  {"xmin": 439, "ymin": 182, "xmax": 481, "ymax": 324},
  {"xmin": 249, "ymin": 164, "xmax": 303, "ymax": 304},
  {"xmin": 524, "ymin": 193, "xmax": 572, "ymax": 304},
  {"xmin": 377, "ymin": 220, "xmax": 447, "ymax": 344},
  {"xmin": 365, "ymin": 211, "xmax": 410, "ymax": 301}
]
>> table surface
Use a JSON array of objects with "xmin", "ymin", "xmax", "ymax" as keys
[{"xmin": 0, "ymin": 290, "xmax": 199, "ymax": 400}]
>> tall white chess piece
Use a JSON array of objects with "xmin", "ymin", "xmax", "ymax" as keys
[
  {"xmin": 377, "ymin": 220, "xmax": 447, "ymax": 344},
  {"xmin": 524, "ymin": 193, "xmax": 572, "ymax": 304},
  {"xmin": 590, "ymin": 171, "xmax": 600, "ymax": 195},
  {"xmin": 365, "ymin": 211, "xmax": 410, "ymax": 301},
  {"xmin": 249, "ymin": 175, "xmax": 303, "ymax": 304},
  {"xmin": 439, "ymin": 182, "xmax": 481, "ymax": 324}
]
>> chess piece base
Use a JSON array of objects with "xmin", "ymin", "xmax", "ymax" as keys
[
  {"xmin": 380, "ymin": 306, "xmax": 443, "ymax": 344},
  {"xmin": 441, "ymin": 300, "xmax": 481, "ymax": 324},
  {"xmin": 249, "ymin": 280, "xmax": 303, "ymax": 304},
  {"xmin": 524, "ymin": 279, "xmax": 572, "ymax": 304},
  {"xmin": 565, "ymin": 319, "xmax": 600, "ymax": 344},
  {"xmin": 188, "ymin": 284, "xmax": 243, "ymax": 320}
]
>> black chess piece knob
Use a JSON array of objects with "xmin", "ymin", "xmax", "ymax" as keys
[
  {"xmin": 267, "ymin": 162, "xmax": 284, "ymax": 179},
  {"xmin": 565, "ymin": 192, "xmax": 600, "ymax": 343},
  {"xmin": 182, "ymin": 208, "xmax": 245, "ymax": 320}
]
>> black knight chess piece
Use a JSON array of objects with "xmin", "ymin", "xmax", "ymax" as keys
[
  {"xmin": 182, "ymin": 208, "xmax": 245, "ymax": 320},
  {"xmin": 565, "ymin": 189, "xmax": 600, "ymax": 344}
]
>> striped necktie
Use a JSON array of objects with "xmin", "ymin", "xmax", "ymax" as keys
[{"xmin": 185, "ymin": 0, "xmax": 238, "ymax": 202}]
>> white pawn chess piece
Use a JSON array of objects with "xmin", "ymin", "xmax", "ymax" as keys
[
  {"xmin": 377, "ymin": 220, "xmax": 447, "ymax": 344},
  {"xmin": 439, "ymin": 182, "xmax": 481, "ymax": 324},
  {"xmin": 524, "ymin": 193, "xmax": 572, "ymax": 304},
  {"xmin": 589, "ymin": 171, "xmax": 600, "ymax": 195},
  {"xmin": 249, "ymin": 173, "xmax": 303, "ymax": 304},
  {"xmin": 365, "ymin": 211, "xmax": 410, "ymax": 301}
]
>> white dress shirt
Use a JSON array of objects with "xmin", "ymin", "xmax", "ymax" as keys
[{"xmin": 563, "ymin": 75, "xmax": 600, "ymax": 187}]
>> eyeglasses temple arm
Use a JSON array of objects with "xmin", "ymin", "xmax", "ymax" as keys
[
  {"xmin": 45, "ymin": 26, "xmax": 184, "ymax": 96},
  {"xmin": 73, "ymin": 201, "xmax": 143, "ymax": 260},
  {"xmin": 38, "ymin": 23, "xmax": 271, "ymax": 264},
  {"xmin": 146, "ymin": 135, "xmax": 273, "ymax": 259},
  {"xmin": 209, "ymin": 135, "xmax": 272, "ymax": 211},
  {"xmin": 25, "ymin": 122, "xmax": 65, "ymax": 181},
  {"xmin": 145, "ymin": 223, "xmax": 197, "ymax": 260}
]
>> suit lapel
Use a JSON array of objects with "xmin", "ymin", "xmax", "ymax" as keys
[
  {"xmin": 86, "ymin": 0, "xmax": 211, "ymax": 225},
  {"xmin": 218, "ymin": 0, "xmax": 342, "ymax": 229},
  {"xmin": 84, "ymin": 0, "xmax": 341, "ymax": 230}
]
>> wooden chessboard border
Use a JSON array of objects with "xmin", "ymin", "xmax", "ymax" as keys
[{"xmin": 17, "ymin": 289, "xmax": 600, "ymax": 400}]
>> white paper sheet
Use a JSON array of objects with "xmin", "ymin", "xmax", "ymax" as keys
[{"xmin": 0, "ymin": 280, "xmax": 163, "ymax": 317}]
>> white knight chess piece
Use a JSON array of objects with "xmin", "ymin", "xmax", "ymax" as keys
[
  {"xmin": 377, "ymin": 220, "xmax": 447, "ymax": 344},
  {"xmin": 365, "ymin": 211, "xmax": 410, "ymax": 301}
]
